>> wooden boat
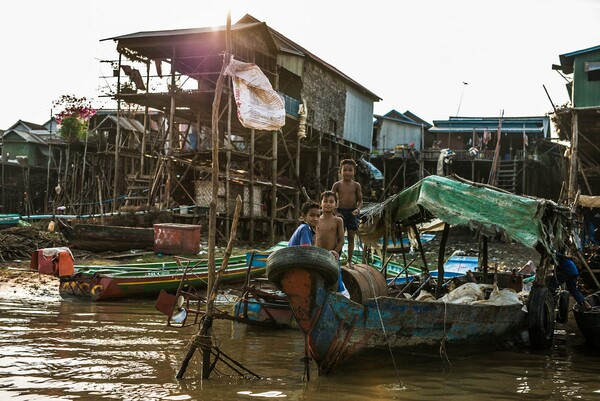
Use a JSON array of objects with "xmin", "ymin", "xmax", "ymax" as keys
[
  {"xmin": 267, "ymin": 175, "xmax": 572, "ymax": 374},
  {"xmin": 57, "ymin": 220, "xmax": 155, "ymax": 252},
  {"xmin": 0, "ymin": 214, "xmax": 21, "ymax": 228},
  {"xmin": 573, "ymin": 291, "xmax": 600, "ymax": 347},
  {"xmin": 59, "ymin": 253, "xmax": 266, "ymax": 301}
]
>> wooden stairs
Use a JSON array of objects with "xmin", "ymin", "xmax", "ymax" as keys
[{"xmin": 495, "ymin": 160, "xmax": 518, "ymax": 193}]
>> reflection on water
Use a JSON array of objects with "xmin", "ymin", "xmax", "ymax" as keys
[{"xmin": 1, "ymin": 291, "xmax": 600, "ymax": 400}]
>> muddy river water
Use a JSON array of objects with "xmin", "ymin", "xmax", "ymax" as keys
[{"xmin": 1, "ymin": 286, "xmax": 600, "ymax": 400}]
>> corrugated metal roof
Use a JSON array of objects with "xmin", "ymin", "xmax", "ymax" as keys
[
  {"xmin": 429, "ymin": 126, "xmax": 544, "ymax": 133},
  {"xmin": 104, "ymin": 14, "xmax": 381, "ymax": 102},
  {"xmin": 559, "ymin": 44, "xmax": 600, "ymax": 74},
  {"xmin": 2, "ymin": 129, "xmax": 62, "ymax": 144},
  {"xmin": 97, "ymin": 115, "xmax": 145, "ymax": 133},
  {"xmin": 430, "ymin": 116, "xmax": 549, "ymax": 136}
]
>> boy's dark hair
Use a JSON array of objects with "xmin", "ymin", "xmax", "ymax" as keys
[
  {"xmin": 301, "ymin": 200, "xmax": 320, "ymax": 215},
  {"xmin": 320, "ymin": 190, "xmax": 337, "ymax": 201},
  {"xmin": 339, "ymin": 159, "xmax": 357, "ymax": 169}
]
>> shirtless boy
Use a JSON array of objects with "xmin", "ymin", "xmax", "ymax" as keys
[
  {"xmin": 332, "ymin": 159, "xmax": 363, "ymax": 268},
  {"xmin": 315, "ymin": 191, "xmax": 350, "ymax": 298}
]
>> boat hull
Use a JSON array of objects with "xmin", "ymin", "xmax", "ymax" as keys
[
  {"xmin": 574, "ymin": 291, "xmax": 600, "ymax": 347},
  {"xmin": 59, "ymin": 253, "xmax": 266, "ymax": 301},
  {"xmin": 59, "ymin": 223, "xmax": 155, "ymax": 252},
  {"xmin": 269, "ymin": 248, "xmax": 528, "ymax": 374}
]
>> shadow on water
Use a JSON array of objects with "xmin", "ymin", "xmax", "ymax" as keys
[{"xmin": 1, "ymin": 292, "xmax": 600, "ymax": 400}]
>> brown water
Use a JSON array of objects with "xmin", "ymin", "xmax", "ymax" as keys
[{"xmin": 1, "ymin": 289, "xmax": 600, "ymax": 401}]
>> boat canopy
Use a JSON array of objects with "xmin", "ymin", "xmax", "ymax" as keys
[{"xmin": 359, "ymin": 175, "xmax": 571, "ymax": 254}]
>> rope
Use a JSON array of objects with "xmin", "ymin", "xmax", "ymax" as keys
[
  {"xmin": 439, "ymin": 301, "xmax": 452, "ymax": 372},
  {"xmin": 191, "ymin": 333, "xmax": 212, "ymax": 348},
  {"xmin": 367, "ymin": 266, "xmax": 402, "ymax": 385}
]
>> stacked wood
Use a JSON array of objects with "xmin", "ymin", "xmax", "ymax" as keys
[{"xmin": 0, "ymin": 227, "xmax": 66, "ymax": 262}]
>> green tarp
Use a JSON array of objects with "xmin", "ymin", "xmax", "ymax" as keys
[{"xmin": 360, "ymin": 175, "xmax": 570, "ymax": 254}]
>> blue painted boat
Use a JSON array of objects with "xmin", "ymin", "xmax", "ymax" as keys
[
  {"xmin": 377, "ymin": 233, "xmax": 435, "ymax": 250},
  {"xmin": 267, "ymin": 246, "xmax": 527, "ymax": 374},
  {"xmin": 267, "ymin": 176, "xmax": 572, "ymax": 373},
  {"xmin": 0, "ymin": 214, "xmax": 21, "ymax": 228}
]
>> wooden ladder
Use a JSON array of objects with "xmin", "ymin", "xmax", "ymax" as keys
[{"xmin": 124, "ymin": 173, "xmax": 153, "ymax": 206}]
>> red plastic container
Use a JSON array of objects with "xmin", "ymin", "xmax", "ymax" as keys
[{"xmin": 153, "ymin": 223, "xmax": 201, "ymax": 255}]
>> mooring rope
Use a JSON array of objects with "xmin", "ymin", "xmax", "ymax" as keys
[
  {"xmin": 366, "ymin": 266, "xmax": 402, "ymax": 385},
  {"xmin": 191, "ymin": 333, "xmax": 212, "ymax": 348},
  {"xmin": 439, "ymin": 301, "xmax": 452, "ymax": 371}
]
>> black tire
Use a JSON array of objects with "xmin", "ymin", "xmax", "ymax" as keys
[
  {"xmin": 266, "ymin": 246, "xmax": 339, "ymax": 288},
  {"xmin": 528, "ymin": 286, "xmax": 556, "ymax": 350},
  {"xmin": 556, "ymin": 290, "xmax": 570, "ymax": 324}
]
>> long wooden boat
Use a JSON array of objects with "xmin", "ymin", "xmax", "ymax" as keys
[
  {"xmin": 267, "ymin": 175, "xmax": 572, "ymax": 374},
  {"xmin": 59, "ymin": 252, "xmax": 267, "ymax": 301},
  {"xmin": 57, "ymin": 220, "xmax": 155, "ymax": 252},
  {"xmin": 573, "ymin": 291, "xmax": 600, "ymax": 347}
]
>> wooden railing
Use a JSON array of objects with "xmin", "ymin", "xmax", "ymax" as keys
[{"xmin": 419, "ymin": 149, "xmax": 526, "ymax": 162}]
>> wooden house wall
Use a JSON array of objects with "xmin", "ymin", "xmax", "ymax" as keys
[
  {"xmin": 343, "ymin": 85, "xmax": 373, "ymax": 150},
  {"xmin": 573, "ymin": 49, "xmax": 600, "ymax": 107},
  {"xmin": 278, "ymin": 53, "xmax": 304, "ymax": 78}
]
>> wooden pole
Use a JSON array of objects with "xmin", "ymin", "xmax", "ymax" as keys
[
  {"xmin": 45, "ymin": 143, "xmax": 52, "ymax": 213},
  {"xmin": 177, "ymin": 195, "xmax": 243, "ymax": 379},
  {"xmin": 141, "ymin": 62, "xmax": 150, "ymax": 175},
  {"xmin": 225, "ymin": 80, "xmax": 232, "ymax": 238},
  {"xmin": 435, "ymin": 223, "xmax": 450, "ymax": 298},
  {"xmin": 250, "ymin": 129, "xmax": 255, "ymax": 243},
  {"xmin": 568, "ymin": 111, "xmax": 578, "ymax": 203},
  {"xmin": 271, "ymin": 130, "xmax": 277, "ymax": 244},
  {"xmin": 207, "ymin": 14, "xmax": 231, "ymax": 297},
  {"xmin": 112, "ymin": 53, "xmax": 122, "ymax": 212},
  {"xmin": 97, "ymin": 176, "xmax": 105, "ymax": 225},
  {"xmin": 270, "ymin": 68, "xmax": 280, "ymax": 244},
  {"xmin": 165, "ymin": 49, "xmax": 176, "ymax": 208},
  {"xmin": 316, "ymin": 128, "xmax": 322, "ymax": 195},
  {"xmin": 488, "ymin": 110, "xmax": 503, "ymax": 186}
]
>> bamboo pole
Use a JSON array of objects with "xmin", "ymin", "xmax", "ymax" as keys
[
  {"xmin": 568, "ymin": 111, "xmax": 578, "ymax": 203},
  {"xmin": 177, "ymin": 195, "xmax": 242, "ymax": 379},
  {"xmin": 435, "ymin": 223, "xmax": 450, "ymax": 298},
  {"xmin": 112, "ymin": 53, "xmax": 122, "ymax": 212},
  {"xmin": 165, "ymin": 49, "xmax": 176, "ymax": 208},
  {"xmin": 207, "ymin": 14, "xmax": 231, "ymax": 299},
  {"xmin": 97, "ymin": 176, "xmax": 105, "ymax": 225}
]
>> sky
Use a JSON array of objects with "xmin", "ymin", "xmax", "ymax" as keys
[{"xmin": 2, "ymin": 0, "xmax": 600, "ymax": 130}]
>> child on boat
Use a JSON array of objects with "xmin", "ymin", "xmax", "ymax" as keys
[
  {"xmin": 550, "ymin": 251, "xmax": 592, "ymax": 311},
  {"xmin": 315, "ymin": 191, "xmax": 350, "ymax": 298},
  {"xmin": 331, "ymin": 159, "xmax": 363, "ymax": 268},
  {"xmin": 288, "ymin": 201, "xmax": 320, "ymax": 246}
]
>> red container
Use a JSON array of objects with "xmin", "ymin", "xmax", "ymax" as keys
[{"xmin": 153, "ymin": 223, "xmax": 201, "ymax": 255}]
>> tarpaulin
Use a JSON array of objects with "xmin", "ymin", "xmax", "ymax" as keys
[{"xmin": 224, "ymin": 57, "xmax": 285, "ymax": 131}]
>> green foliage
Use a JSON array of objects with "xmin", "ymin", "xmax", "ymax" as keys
[
  {"xmin": 59, "ymin": 116, "xmax": 89, "ymax": 142},
  {"xmin": 53, "ymin": 94, "xmax": 97, "ymax": 142}
]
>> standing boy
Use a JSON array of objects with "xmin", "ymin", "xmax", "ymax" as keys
[
  {"xmin": 315, "ymin": 191, "xmax": 350, "ymax": 298},
  {"xmin": 332, "ymin": 159, "xmax": 363, "ymax": 268},
  {"xmin": 288, "ymin": 201, "xmax": 320, "ymax": 246}
]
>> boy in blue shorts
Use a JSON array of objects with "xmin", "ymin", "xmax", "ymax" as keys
[{"xmin": 332, "ymin": 159, "xmax": 363, "ymax": 268}]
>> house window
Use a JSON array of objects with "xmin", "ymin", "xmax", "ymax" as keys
[{"xmin": 585, "ymin": 61, "xmax": 600, "ymax": 81}]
